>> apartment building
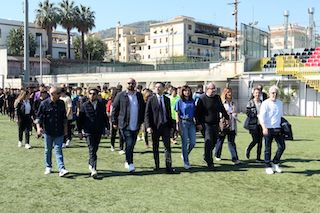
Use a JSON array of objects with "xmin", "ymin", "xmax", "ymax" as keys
[
  {"xmin": 270, "ymin": 24, "xmax": 309, "ymax": 49},
  {"xmin": 0, "ymin": 18, "xmax": 47, "ymax": 56},
  {"xmin": 104, "ymin": 16, "xmax": 227, "ymax": 64},
  {"xmin": 0, "ymin": 18, "xmax": 75, "ymax": 59}
]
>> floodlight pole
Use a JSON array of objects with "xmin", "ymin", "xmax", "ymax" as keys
[{"xmin": 23, "ymin": 0, "xmax": 30, "ymax": 86}]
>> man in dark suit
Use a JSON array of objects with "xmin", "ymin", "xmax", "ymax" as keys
[
  {"xmin": 145, "ymin": 82, "xmax": 175, "ymax": 173},
  {"xmin": 78, "ymin": 88, "xmax": 109, "ymax": 178},
  {"xmin": 257, "ymin": 84, "xmax": 268, "ymax": 101},
  {"xmin": 112, "ymin": 78, "xmax": 145, "ymax": 173}
]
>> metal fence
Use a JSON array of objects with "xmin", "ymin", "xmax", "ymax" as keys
[{"xmin": 50, "ymin": 62, "xmax": 214, "ymax": 75}]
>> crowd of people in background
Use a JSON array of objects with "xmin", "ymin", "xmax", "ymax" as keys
[{"xmin": 0, "ymin": 80, "xmax": 287, "ymax": 177}]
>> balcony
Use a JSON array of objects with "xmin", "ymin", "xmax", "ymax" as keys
[{"xmin": 187, "ymin": 40, "xmax": 219, "ymax": 48}]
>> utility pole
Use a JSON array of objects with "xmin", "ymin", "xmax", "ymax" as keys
[
  {"xmin": 24, "ymin": 0, "xmax": 30, "ymax": 86},
  {"xmin": 229, "ymin": 0, "xmax": 239, "ymax": 75}
]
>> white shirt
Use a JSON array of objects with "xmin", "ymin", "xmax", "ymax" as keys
[
  {"xmin": 23, "ymin": 100, "xmax": 31, "ymax": 115},
  {"xmin": 223, "ymin": 101, "xmax": 237, "ymax": 131},
  {"xmin": 259, "ymin": 99, "xmax": 283, "ymax": 128},
  {"xmin": 91, "ymin": 100, "xmax": 98, "ymax": 110},
  {"xmin": 60, "ymin": 96, "xmax": 73, "ymax": 120},
  {"xmin": 128, "ymin": 92, "xmax": 139, "ymax": 131}
]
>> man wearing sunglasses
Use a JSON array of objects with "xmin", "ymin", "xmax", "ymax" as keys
[
  {"xmin": 36, "ymin": 86, "xmax": 69, "ymax": 177},
  {"xmin": 78, "ymin": 88, "xmax": 109, "ymax": 178},
  {"xmin": 112, "ymin": 78, "xmax": 145, "ymax": 173}
]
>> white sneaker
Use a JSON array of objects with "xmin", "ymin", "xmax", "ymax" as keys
[
  {"xmin": 184, "ymin": 163, "xmax": 191, "ymax": 170},
  {"xmin": 62, "ymin": 143, "xmax": 67, "ymax": 148},
  {"xmin": 110, "ymin": 146, "xmax": 115, "ymax": 152},
  {"xmin": 233, "ymin": 160, "xmax": 242, "ymax": 165},
  {"xmin": 119, "ymin": 150, "xmax": 125, "ymax": 155},
  {"xmin": 215, "ymin": 157, "xmax": 221, "ymax": 161},
  {"xmin": 44, "ymin": 167, "xmax": 52, "ymax": 175},
  {"xmin": 18, "ymin": 141, "xmax": 22, "ymax": 147},
  {"xmin": 128, "ymin": 163, "xmax": 135, "ymax": 172},
  {"xmin": 265, "ymin": 167, "xmax": 274, "ymax": 175},
  {"xmin": 66, "ymin": 140, "xmax": 71, "ymax": 147},
  {"xmin": 59, "ymin": 169, "xmax": 69, "ymax": 177},
  {"xmin": 272, "ymin": 164, "xmax": 282, "ymax": 173},
  {"xmin": 91, "ymin": 169, "xmax": 98, "ymax": 177},
  {"xmin": 25, "ymin": 144, "xmax": 32, "ymax": 149},
  {"xmin": 181, "ymin": 154, "xmax": 184, "ymax": 161},
  {"xmin": 89, "ymin": 165, "xmax": 93, "ymax": 171},
  {"xmin": 124, "ymin": 162, "xmax": 129, "ymax": 169}
]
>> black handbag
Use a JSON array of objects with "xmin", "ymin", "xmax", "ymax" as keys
[{"xmin": 243, "ymin": 116, "xmax": 258, "ymax": 131}]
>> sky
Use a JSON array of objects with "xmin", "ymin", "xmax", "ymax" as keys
[{"xmin": 0, "ymin": 0, "xmax": 319, "ymax": 33}]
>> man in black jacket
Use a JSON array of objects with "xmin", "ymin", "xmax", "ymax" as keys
[
  {"xmin": 78, "ymin": 88, "xmax": 109, "ymax": 177},
  {"xmin": 112, "ymin": 78, "xmax": 145, "ymax": 173},
  {"xmin": 196, "ymin": 83, "xmax": 229, "ymax": 169},
  {"xmin": 145, "ymin": 82, "xmax": 175, "ymax": 173}
]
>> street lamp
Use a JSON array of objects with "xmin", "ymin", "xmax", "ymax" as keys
[
  {"xmin": 23, "ymin": 0, "xmax": 30, "ymax": 86},
  {"xmin": 37, "ymin": 34, "xmax": 43, "ymax": 84}
]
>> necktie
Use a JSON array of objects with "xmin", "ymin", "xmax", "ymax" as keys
[{"xmin": 159, "ymin": 96, "xmax": 164, "ymax": 124}]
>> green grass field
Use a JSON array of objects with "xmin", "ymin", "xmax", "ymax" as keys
[{"xmin": 0, "ymin": 114, "xmax": 319, "ymax": 213}]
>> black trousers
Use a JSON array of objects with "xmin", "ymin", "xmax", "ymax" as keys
[
  {"xmin": 151, "ymin": 124, "xmax": 172, "ymax": 169},
  {"xmin": 111, "ymin": 127, "xmax": 124, "ymax": 150},
  {"xmin": 247, "ymin": 125, "xmax": 263, "ymax": 160},
  {"xmin": 203, "ymin": 123, "xmax": 219, "ymax": 166},
  {"xmin": 18, "ymin": 115, "xmax": 32, "ymax": 144},
  {"xmin": 64, "ymin": 120, "xmax": 73, "ymax": 142},
  {"xmin": 86, "ymin": 134, "xmax": 101, "ymax": 170}
]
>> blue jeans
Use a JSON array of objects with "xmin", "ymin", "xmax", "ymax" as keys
[
  {"xmin": 44, "ymin": 134, "xmax": 65, "ymax": 171},
  {"xmin": 121, "ymin": 129, "xmax": 138, "ymax": 164},
  {"xmin": 215, "ymin": 130, "xmax": 239, "ymax": 162},
  {"xmin": 264, "ymin": 128, "xmax": 286, "ymax": 167},
  {"xmin": 180, "ymin": 120, "xmax": 196, "ymax": 165}
]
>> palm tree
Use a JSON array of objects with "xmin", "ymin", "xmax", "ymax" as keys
[
  {"xmin": 75, "ymin": 5, "xmax": 95, "ymax": 60},
  {"xmin": 58, "ymin": 0, "xmax": 77, "ymax": 59},
  {"xmin": 34, "ymin": 0, "xmax": 58, "ymax": 56}
]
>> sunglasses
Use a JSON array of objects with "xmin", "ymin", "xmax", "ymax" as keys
[
  {"xmin": 89, "ymin": 92, "xmax": 97, "ymax": 95},
  {"xmin": 127, "ymin": 82, "xmax": 135, "ymax": 85}
]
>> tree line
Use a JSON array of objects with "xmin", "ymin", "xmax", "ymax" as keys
[{"xmin": 6, "ymin": 0, "xmax": 106, "ymax": 61}]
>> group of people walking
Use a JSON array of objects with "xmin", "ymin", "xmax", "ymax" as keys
[{"xmin": 0, "ymin": 79, "xmax": 287, "ymax": 177}]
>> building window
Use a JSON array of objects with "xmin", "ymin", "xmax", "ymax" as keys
[
  {"xmin": 153, "ymin": 39, "xmax": 156, "ymax": 44},
  {"xmin": 36, "ymin": 33, "xmax": 42, "ymax": 45},
  {"xmin": 59, "ymin": 52, "xmax": 67, "ymax": 58},
  {"xmin": 148, "ymin": 45, "xmax": 151, "ymax": 50},
  {"xmin": 188, "ymin": 24, "xmax": 192, "ymax": 30},
  {"xmin": 212, "ymin": 40, "xmax": 215, "ymax": 47},
  {"xmin": 166, "ymin": 37, "xmax": 168, "ymax": 42},
  {"xmin": 0, "ymin": 28, "xmax": 2, "ymax": 38},
  {"xmin": 148, "ymin": 55, "xmax": 150, "ymax": 59},
  {"xmin": 188, "ymin": 36, "xmax": 192, "ymax": 42},
  {"xmin": 198, "ymin": 38, "xmax": 209, "ymax": 45},
  {"xmin": 160, "ymin": 38, "xmax": 162, "ymax": 43},
  {"xmin": 197, "ymin": 48, "xmax": 201, "ymax": 55},
  {"xmin": 160, "ymin": 49, "xmax": 162, "ymax": 54}
]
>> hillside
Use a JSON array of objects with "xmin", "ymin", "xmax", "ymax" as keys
[{"xmin": 96, "ymin": 20, "xmax": 160, "ymax": 39}]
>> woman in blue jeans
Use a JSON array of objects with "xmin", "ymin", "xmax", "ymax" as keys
[
  {"xmin": 215, "ymin": 87, "xmax": 241, "ymax": 165},
  {"xmin": 175, "ymin": 85, "xmax": 196, "ymax": 169}
]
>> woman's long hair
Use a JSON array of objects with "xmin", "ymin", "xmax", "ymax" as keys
[
  {"xmin": 14, "ymin": 90, "xmax": 29, "ymax": 108},
  {"xmin": 220, "ymin": 87, "xmax": 232, "ymax": 103},
  {"xmin": 180, "ymin": 85, "xmax": 192, "ymax": 101}
]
